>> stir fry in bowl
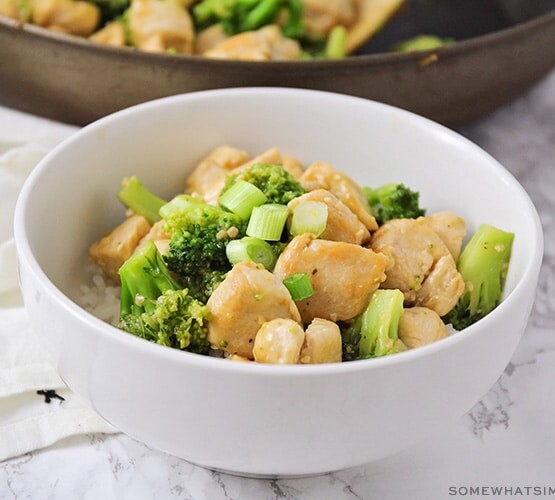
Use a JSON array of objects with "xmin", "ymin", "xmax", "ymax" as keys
[
  {"xmin": 84, "ymin": 144, "xmax": 514, "ymax": 364},
  {"xmin": 0, "ymin": 0, "xmax": 405, "ymax": 60}
]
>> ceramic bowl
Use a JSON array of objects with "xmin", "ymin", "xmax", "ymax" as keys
[
  {"xmin": 14, "ymin": 88, "xmax": 543, "ymax": 477},
  {"xmin": 1, "ymin": 0, "xmax": 554, "ymax": 127}
]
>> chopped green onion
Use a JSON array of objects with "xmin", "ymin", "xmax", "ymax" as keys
[
  {"xmin": 242, "ymin": 0, "xmax": 281, "ymax": 31},
  {"xmin": 289, "ymin": 201, "xmax": 328, "ymax": 237},
  {"xmin": 219, "ymin": 179, "xmax": 267, "ymax": 220},
  {"xmin": 325, "ymin": 25, "xmax": 347, "ymax": 59},
  {"xmin": 226, "ymin": 236, "xmax": 277, "ymax": 270},
  {"xmin": 159, "ymin": 194, "xmax": 204, "ymax": 220},
  {"xmin": 246, "ymin": 204, "xmax": 289, "ymax": 241},
  {"xmin": 117, "ymin": 176, "xmax": 166, "ymax": 225},
  {"xmin": 283, "ymin": 273, "xmax": 314, "ymax": 301}
]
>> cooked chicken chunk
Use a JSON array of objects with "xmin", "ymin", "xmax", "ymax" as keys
[
  {"xmin": 274, "ymin": 234, "xmax": 388, "ymax": 323},
  {"xmin": 207, "ymin": 261, "xmax": 301, "ymax": 359},
  {"xmin": 299, "ymin": 162, "xmax": 378, "ymax": 231},
  {"xmin": 398, "ymin": 307, "xmax": 448, "ymax": 348},
  {"xmin": 299, "ymin": 318, "xmax": 342, "ymax": 364},
  {"xmin": 204, "ymin": 25, "xmax": 301, "ymax": 61},
  {"xmin": 185, "ymin": 145, "xmax": 250, "ymax": 197},
  {"xmin": 281, "ymin": 155, "xmax": 305, "ymax": 180},
  {"xmin": 89, "ymin": 20, "xmax": 126, "ymax": 46},
  {"xmin": 201, "ymin": 147, "xmax": 283, "ymax": 205},
  {"xmin": 303, "ymin": 0, "xmax": 356, "ymax": 37},
  {"xmin": 89, "ymin": 215, "xmax": 151, "ymax": 282},
  {"xmin": 415, "ymin": 254, "xmax": 465, "ymax": 316},
  {"xmin": 30, "ymin": 0, "xmax": 100, "ymax": 36},
  {"xmin": 128, "ymin": 0, "xmax": 194, "ymax": 54},
  {"xmin": 137, "ymin": 220, "xmax": 170, "ymax": 255},
  {"xmin": 288, "ymin": 189, "xmax": 370, "ymax": 245},
  {"xmin": 196, "ymin": 24, "xmax": 227, "ymax": 54},
  {"xmin": 422, "ymin": 211, "xmax": 466, "ymax": 262},
  {"xmin": 371, "ymin": 218, "xmax": 464, "ymax": 315},
  {"xmin": 253, "ymin": 319, "xmax": 305, "ymax": 364},
  {"xmin": 0, "ymin": 0, "xmax": 24, "ymax": 20}
]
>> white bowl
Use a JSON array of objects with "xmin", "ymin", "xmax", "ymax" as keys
[{"xmin": 14, "ymin": 88, "xmax": 543, "ymax": 477}]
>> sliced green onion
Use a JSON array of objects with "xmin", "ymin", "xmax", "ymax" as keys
[
  {"xmin": 283, "ymin": 273, "xmax": 314, "ymax": 301},
  {"xmin": 325, "ymin": 25, "xmax": 347, "ymax": 59},
  {"xmin": 226, "ymin": 236, "xmax": 277, "ymax": 270},
  {"xmin": 246, "ymin": 204, "xmax": 289, "ymax": 241},
  {"xmin": 159, "ymin": 194, "xmax": 204, "ymax": 220},
  {"xmin": 242, "ymin": 0, "xmax": 281, "ymax": 31},
  {"xmin": 117, "ymin": 176, "xmax": 166, "ymax": 225},
  {"xmin": 219, "ymin": 179, "xmax": 267, "ymax": 220},
  {"xmin": 289, "ymin": 201, "xmax": 328, "ymax": 237}
]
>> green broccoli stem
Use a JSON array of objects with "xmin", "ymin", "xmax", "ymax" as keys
[
  {"xmin": 445, "ymin": 224, "xmax": 514, "ymax": 330},
  {"xmin": 119, "ymin": 239, "xmax": 180, "ymax": 317},
  {"xmin": 359, "ymin": 289, "xmax": 405, "ymax": 358},
  {"xmin": 117, "ymin": 176, "xmax": 166, "ymax": 225}
]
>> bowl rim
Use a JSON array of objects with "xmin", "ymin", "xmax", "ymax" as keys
[
  {"xmin": 13, "ymin": 87, "xmax": 544, "ymax": 377},
  {"xmin": 1, "ymin": 8, "xmax": 554, "ymax": 70}
]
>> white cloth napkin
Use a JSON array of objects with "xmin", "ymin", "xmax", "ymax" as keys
[{"xmin": 0, "ymin": 107, "xmax": 118, "ymax": 462}]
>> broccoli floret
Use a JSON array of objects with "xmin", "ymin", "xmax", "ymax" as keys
[
  {"xmin": 117, "ymin": 240, "xmax": 211, "ymax": 354},
  {"xmin": 341, "ymin": 289, "xmax": 405, "ymax": 361},
  {"xmin": 117, "ymin": 176, "xmax": 167, "ymax": 225},
  {"xmin": 118, "ymin": 239, "xmax": 180, "ymax": 317},
  {"xmin": 119, "ymin": 289, "xmax": 211, "ymax": 354},
  {"xmin": 224, "ymin": 163, "xmax": 306, "ymax": 206},
  {"xmin": 162, "ymin": 202, "xmax": 245, "ymax": 302},
  {"xmin": 443, "ymin": 224, "xmax": 514, "ymax": 331},
  {"xmin": 363, "ymin": 183, "xmax": 425, "ymax": 225},
  {"xmin": 193, "ymin": 0, "xmax": 303, "ymax": 38}
]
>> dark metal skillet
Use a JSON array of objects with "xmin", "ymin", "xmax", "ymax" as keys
[{"xmin": 1, "ymin": 0, "xmax": 554, "ymax": 126}]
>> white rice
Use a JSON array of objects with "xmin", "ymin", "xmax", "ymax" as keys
[{"xmin": 78, "ymin": 267, "xmax": 121, "ymax": 326}]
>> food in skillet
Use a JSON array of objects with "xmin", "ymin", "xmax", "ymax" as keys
[
  {"xmin": 85, "ymin": 145, "xmax": 514, "ymax": 364},
  {"xmin": 0, "ymin": 0, "xmax": 406, "ymax": 60}
]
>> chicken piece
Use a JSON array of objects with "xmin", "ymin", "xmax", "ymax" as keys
[
  {"xmin": 196, "ymin": 24, "xmax": 227, "ymax": 54},
  {"xmin": 253, "ymin": 319, "xmax": 305, "ymax": 364},
  {"xmin": 30, "ymin": 0, "xmax": 100, "ymax": 36},
  {"xmin": 281, "ymin": 155, "xmax": 305, "ymax": 180},
  {"xmin": 207, "ymin": 145, "xmax": 251, "ymax": 171},
  {"xmin": 185, "ymin": 145, "xmax": 250, "ymax": 196},
  {"xmin": 398, "ymin": 307, "xmax": 448, "ymax": 349},
  {"xmin": 204, "ymin": 25, "xmax": 301, "ymax": 61},
  {"xmin": 274, "ymin": 234, "xmax": 388, "ymax": 323},
  {"xmin": 299, "ymin": 162, "xmax": 378, "ymax": 231},
  {"xmin": 299, "ymin": 318, "xmax": 342, "ymax": 364},
  {"xmin": 415, "ymin": 254, "xmax": 465, "ymax": 316},
  {"xmin": 371, "ymin": 218, "xmax": 464, "ymax": 315},
  {"xmin": 0, "ymin": 0, "xmax": 25, "ymax": 20},
  {"xmin": 128, "ymin": 0, "xmax": 194, "ymax": 54},
  {"xmin": 288, "ymin": 189, "xmax": 370, "ymax": 245},
  {"xmin": 202, "ymin": 147, "xmax": 282, "ymax": 205},
  {"xmin": 89, "ymin": 20, "xmax": 126, "ymax": 46},
  {"xmin": 303, "ymin": 0, "xmax": 356, "ymax": 37},
  {"xmin": 136, "ymin": 220, "xmax": 170, "ymax": 255},
  {"xmin": 207, "ymin": 261, "xmax": 301, "ymax": 359},
  {"xmin": 227, "ymin": 354, "xmax": 251, "ymax": 362},
  {"xmin": 422, "ymin": 211, "xmax": 466, "ymax": 262},
  {"xmin": 235, "ymin": 147, "xmax": 282, "ymax": 170},
  {"xmin": 89, "ymin": 215, "xmax": 151, "ymax": 282}
]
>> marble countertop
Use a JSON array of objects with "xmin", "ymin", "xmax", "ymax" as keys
[{"xmin": 1, "ymin": 70, "xmax": 554, "ymax": 500}]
